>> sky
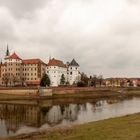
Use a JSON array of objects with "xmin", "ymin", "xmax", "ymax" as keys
[{"xmin": 0, "ymin": 0, "xmax": 140, "ymax": 78}]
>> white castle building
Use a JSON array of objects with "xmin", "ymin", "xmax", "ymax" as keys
[
  {"xmin": 0, "ymin": 46, "xmax": 81, "ymax": 87},
  {"xmin": 46, "ymin": 58, "xmax": 81, "ymax": 87}
]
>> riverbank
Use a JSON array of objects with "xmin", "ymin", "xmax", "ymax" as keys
[
  {"xmin": 0, "ymin": 89, "xmax": 123, "ymax": 101},
  {"xmin": 5, "ymin": 112, "xmax": 140, "ymax": 140},
  {"xmin": 0, "ymin": 87, "xmax": 140, "ymax": 101}
]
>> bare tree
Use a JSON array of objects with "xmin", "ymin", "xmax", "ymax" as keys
[
  {"xmin": 93, "ymin": 75, "xmax": 97, "ymax": 87},
  {"xmin": 20, "ymin": 76, "xmax": 25, "ymax": 87},
  {"xmin": 3, "ymin": 73, "xmax": 10, "ymax": 87},
  {"xmin": 98, "ymin": 75, "xmax": 103, "ymax": 87},
  {"xmin": 11, "ymin": 74, "xmax": 19, "ymax": 86}
]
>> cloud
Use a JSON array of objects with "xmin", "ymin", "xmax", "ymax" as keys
[
  {"xmin": 0, "ymin": 0, "xmax": 47, "ymax": 18},
  {"xmin": 0, "ymin": 0, "xmax": 140, "ymax": 77}
]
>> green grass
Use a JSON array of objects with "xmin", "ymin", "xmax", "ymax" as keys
[{"xmin": 9, "ymin": 113, "xmax": 140, "ymax": 140}]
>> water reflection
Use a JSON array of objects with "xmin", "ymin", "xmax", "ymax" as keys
[{"xmin": 0, "ymin": 97, "xmax": 140, "ymax": 137}]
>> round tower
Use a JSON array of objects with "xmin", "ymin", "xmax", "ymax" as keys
[{"xmin": 68, "ymin": 59, "xmax": 80, "ymax": 85}]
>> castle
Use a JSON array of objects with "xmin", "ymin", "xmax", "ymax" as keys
[{"xmin": 0, "ymin": 46, "xmax": 81, "ymax": 87}]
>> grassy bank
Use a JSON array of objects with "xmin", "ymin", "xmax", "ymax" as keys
[{"xmin": 6, "ymin": 113, "xmax": 140, "ymax": 140}]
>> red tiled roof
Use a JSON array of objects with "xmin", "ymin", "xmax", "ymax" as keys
[
  {"xmin": 9, "ymin": 52, "xmax": 22, "ymax": 60},
  {"xmin": 48, "ymin": 58, "xmax": 66, "ymax": 68},
  {"xmin": 23, "ymin": 59, "xmax": 47, "ymax": 65}
]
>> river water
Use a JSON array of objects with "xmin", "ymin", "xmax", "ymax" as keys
[{"xmin": 0, "ymin": 97, "xmax": 140, "ymax": 137}]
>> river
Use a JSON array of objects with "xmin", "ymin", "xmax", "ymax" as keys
[{"xmin": 0, "ymin": 97, "xmax": 140, "ymax": 137}]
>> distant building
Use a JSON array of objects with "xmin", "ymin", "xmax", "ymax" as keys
[
  {"xmin": 0, "ymin": 47, "xmax": 46, "ymax": 86},
  {"xmin": 46, "ymin": 58, "xmax": 67, "ymax": 87},
  {"xmin": 104, "ymin": 78, "xmax": 140, "ymax": 87},
  {"xmin": 46, "ymin": 58, "xmax": 81, "ymax": 87},
  {"xmin": 0, "ymin": 47, "xmax": 81, "ymax": 87}
]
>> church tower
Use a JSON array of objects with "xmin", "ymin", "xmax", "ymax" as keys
[{"xmin": 5, "ymin": 44, "xmax": 10, "ymax": 59}]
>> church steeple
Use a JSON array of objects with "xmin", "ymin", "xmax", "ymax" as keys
[
  {"xmin": 0, "ymin": 59, "xmax": 2, "ymax": 65},
  {"xmin": 6, "ymin": 44, "xmax": 10, "ymax": 57}
]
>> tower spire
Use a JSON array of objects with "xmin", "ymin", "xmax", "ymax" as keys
[
  {"xmin": 6, "ymin": 44, "xmax": 10, "ymax": 57},
  {"xmin": 49, "ymin": 54, "xmax": 51, "ymax": 61},
  {"xmin": 0, "ymin": 59, "xmax": 2, "ymax": 65}
]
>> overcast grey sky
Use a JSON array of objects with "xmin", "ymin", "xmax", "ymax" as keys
[{"xmin": 0, "ymin": 0, "xmax": 140, "ymax": 77}]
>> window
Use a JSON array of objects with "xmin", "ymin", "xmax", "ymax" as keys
[{"xmin": 70, "ymin": 72, "xmax": 72, "ymax": 75}]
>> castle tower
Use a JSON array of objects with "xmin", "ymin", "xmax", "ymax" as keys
[{"xmin": 68, "ymin": 59, "xmax": 81, "ymax": 85}]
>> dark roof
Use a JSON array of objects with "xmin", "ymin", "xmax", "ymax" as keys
[{"xmin": 69, "ymin": 59, "xmax": 79, "ymax": 66}]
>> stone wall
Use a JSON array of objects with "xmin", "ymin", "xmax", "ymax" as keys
[{"xmin": 0, "ymin": 88, "xmax": 53, "ymax": 96}]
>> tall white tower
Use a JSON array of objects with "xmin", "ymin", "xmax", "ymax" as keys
[{"xmin": 68, "ymin": 59, "xmax": 80, "ymax": 85}]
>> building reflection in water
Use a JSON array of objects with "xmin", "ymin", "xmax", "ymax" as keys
[{"xmin": 0, "ymin": 98, "xmax": 122, "ymax": 137}]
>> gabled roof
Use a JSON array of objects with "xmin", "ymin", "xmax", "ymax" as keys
[
  {"xmin": 48, "ymin": 58, "xmax": 66, "ymax": 68},
  {"xmin": 8, "ymin": 52, "xmax": 22, "ymax": 60},
  {"xmin": 23, "ymin": 59, "xmax": 47, "ymax": 65},
  {"xmin": 69, "ymin": 59, "xmax": 79, "ymax": 67}
]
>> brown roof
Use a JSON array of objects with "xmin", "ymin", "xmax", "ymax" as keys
[
  {"xmin": 48, "ymin": 58, "xmax": 66, "ymax": 68},
  {"xmin": 23, "ymin": 59, "xmax": 47, "ymax": 65},
  {"xmin": 8, "ymin": 52, "xmax": 22, "ymax": 60}
]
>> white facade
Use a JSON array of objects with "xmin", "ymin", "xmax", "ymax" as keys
[
  {"xmin": 68, "ymin": 66, "xmax": 81, "ymax": 85},
  {"xmin": 46, "ymin": 58, "xmax": 81, "ymax": 87},
  {"xmin": 46, "ymin": 66, "xmax": 67, "ymax": 87}
]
